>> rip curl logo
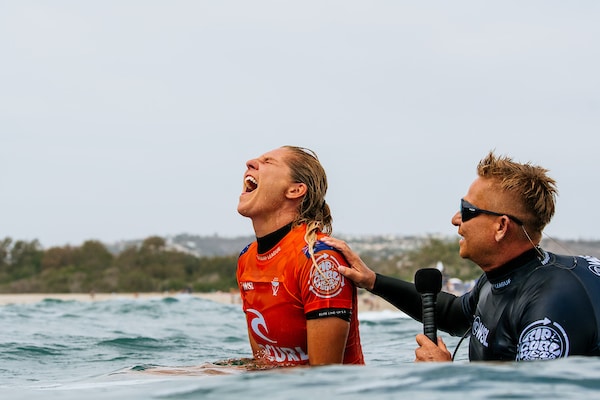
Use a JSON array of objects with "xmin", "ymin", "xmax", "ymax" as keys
[
  {"xmin": 247, "ymin": 308, "xmax": 309, "ymax": 363},
  {"xmin": 247, "ymin": 309, "xmax": 276, "ymax": 344},
  {"xmin": 256, "ymin": 344, "xmax": 309, "ymax": 364},
  {"xmin": 583, "ymin": 256, "xmax": 600, "ymax": 277},
  {"xmin": 309, "ymin": 253, "xmax": 344, "ymax": 299},
  {"xmin": 516, "ymin": 318, "xmax": 569, "ymax": 361},
  {"xmin": 472, "ymin": 316, "xmax": 489, "ymax": 347}
]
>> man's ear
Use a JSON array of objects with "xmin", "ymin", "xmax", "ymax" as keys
[
  {"xmin": 494, "ymin": 216, "xmax": 510, "ymax": 242},
  {"xmin": 286, "ymin": 183, "xmax": 307, "ymax": 200}
]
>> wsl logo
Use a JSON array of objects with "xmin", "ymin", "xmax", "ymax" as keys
[
  {"xmin": 472, "ymin": 316, "xmax": 490, "ymax": 347},
  {"xmin": 516, "ymin": 318, "xmax": 569, "ymax": 361}
]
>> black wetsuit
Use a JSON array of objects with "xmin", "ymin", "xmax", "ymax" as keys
[{"xmin": 372, "ymin": 248, "xmax": 600, "ymax": 361}]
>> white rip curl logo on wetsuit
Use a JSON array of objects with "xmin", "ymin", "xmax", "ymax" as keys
[
  {"xmin": 308, "ymin": 253, "xmax": 345, "ymax": 298},
  {"xmin": 516, "ymin": 317, "xmax": 569, "ymax": 361},
  {"xmin": 583, "ymin": 256, "xmax": 600, "ymax": 277}
]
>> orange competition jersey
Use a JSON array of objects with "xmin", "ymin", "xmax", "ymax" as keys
[{"xmin": 237, "ymin": 225, "xmax": 364, "ymax": 366}]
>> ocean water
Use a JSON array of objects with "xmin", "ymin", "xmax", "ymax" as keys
[{"xmin": 1, "ymin": 294, "xmax": 598, "ymax": 399}]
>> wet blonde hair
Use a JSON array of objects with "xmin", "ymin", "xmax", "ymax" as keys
[
  {"xmin": 282, "ymin": 145, "xmax": 332, "ymax": 266},
  {"xmin": 477, "ymin": 151, "xmax": 557, "ymax": 235}
]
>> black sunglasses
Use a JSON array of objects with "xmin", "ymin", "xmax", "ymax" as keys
[{"xmin": 460, "ymin": 199, "xmax": 524, "ymax": 225}]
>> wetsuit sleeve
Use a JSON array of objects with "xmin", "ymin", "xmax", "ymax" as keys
[{"xmin": 371, "ymin": 273, "xmax": 471, "ymax": 336}]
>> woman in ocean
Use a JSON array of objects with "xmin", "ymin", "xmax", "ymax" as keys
[{"xmin": 235, "ymin": 145, "xmax": 364, "ymax": 366}]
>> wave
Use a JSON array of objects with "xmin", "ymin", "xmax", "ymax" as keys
[{"xmin": 358, "ymin": 309, "xmax": 409, "ymax": 322}]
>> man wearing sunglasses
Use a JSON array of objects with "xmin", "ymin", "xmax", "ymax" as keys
[{"xmin": 321, "ymin": 151, "xmax": 600, "ymax": 362}]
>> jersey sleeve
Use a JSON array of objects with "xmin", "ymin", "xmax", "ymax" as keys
[{"xmin": 297, "ymin": 244, "xmax": 355, "ymax": 316}]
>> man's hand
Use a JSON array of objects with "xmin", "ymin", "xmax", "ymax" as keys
[
  {"xmin": 320, "ymin": 236, "xmax": 377, "ymax": 291},
  {"xmin": 414, "ymin": 333, "xmax": 452, "ymax": 362}
]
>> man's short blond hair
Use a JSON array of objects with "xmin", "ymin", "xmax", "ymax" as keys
[{"xmin": 477, "ymin": 151, "xmax": 558, "ymax": 234}]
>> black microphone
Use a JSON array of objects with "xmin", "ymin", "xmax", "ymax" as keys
[{"xmin": 414, "ymin": 268, "xmax": 443, "ymax": 344}]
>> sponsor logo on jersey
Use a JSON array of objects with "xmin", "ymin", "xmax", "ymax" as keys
[
  {"xmin": 256, "ymin": 344, "xmax": 309, "ymax": 364},
  {"xmin": 583, "ymin": 256, "xmax": 600, "ymax": 277},
  {"xmin": 308, "ymin": 253, "xmax": 345, "ymax": 298},
  {"xmin": 516, "ymin": 317, "xmax": 569, "ymax": 361},
  {"xmin": 241, "ymin": 281, "xmax": 254, "ymax": 291},
  {"xmin": 271, "ymin": 277, "xmax": 280, "ymax": 296},
  {"xmin": 247, "ymin": 308, "xmax": 309, "ymax": 363},
  {"xmin": 248, "ymin": 308, "xmax": 276, "ymax": 343},
  {"xmin": 257, "ymin": 246, "xmax": 282, "ymax": 262},
  {"xmin": 472, "ymin": 316, "xmax": 490, "ymax": 347}
]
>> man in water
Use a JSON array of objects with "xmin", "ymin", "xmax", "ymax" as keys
[{"xmin": 322, "ymin": 151, "xmax": 600, "ymax": 361}]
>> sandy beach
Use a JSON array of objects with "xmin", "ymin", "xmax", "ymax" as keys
[{"xmin": 0, "ymin": 290, "xmax": 397, "ymax": 312}]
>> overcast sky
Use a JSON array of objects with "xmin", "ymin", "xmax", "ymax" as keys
[{"xmin": 2, "ymin": 1, "xmax": 599, "ymax": 248}]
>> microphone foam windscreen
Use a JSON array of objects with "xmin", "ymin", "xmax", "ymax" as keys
[{"xmin": 414, "ymin": 268, "xmax": 443, "ymax": 294}]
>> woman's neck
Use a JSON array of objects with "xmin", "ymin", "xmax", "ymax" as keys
[{"xmin": 256, "ymin": 222, "xmax": 294, "ymax": 254}]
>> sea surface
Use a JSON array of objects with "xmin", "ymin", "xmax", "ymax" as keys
[{"xmin": 1, "ymin": 294, "xmax": 598, "ymax": 399}]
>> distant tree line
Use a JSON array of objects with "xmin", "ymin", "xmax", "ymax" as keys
[
  {"xmin": 0, "ymin": 235, "xmax": 481, "ymax": 294},
  {"xmin": 360, "ymin": 236, "xmax": 480, "ymax": 283},
  {"xmin": 0, "ymin": 236, "xmax": 238, "ymax": 294}
]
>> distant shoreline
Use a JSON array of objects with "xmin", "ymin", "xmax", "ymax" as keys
[
  {"xmin": 0, "ymin": 292, "xmax": 238, "ymax": 306},
  {"xmin": 0, "ymin": 290, "xmax": 397, "ymax": 311}
]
